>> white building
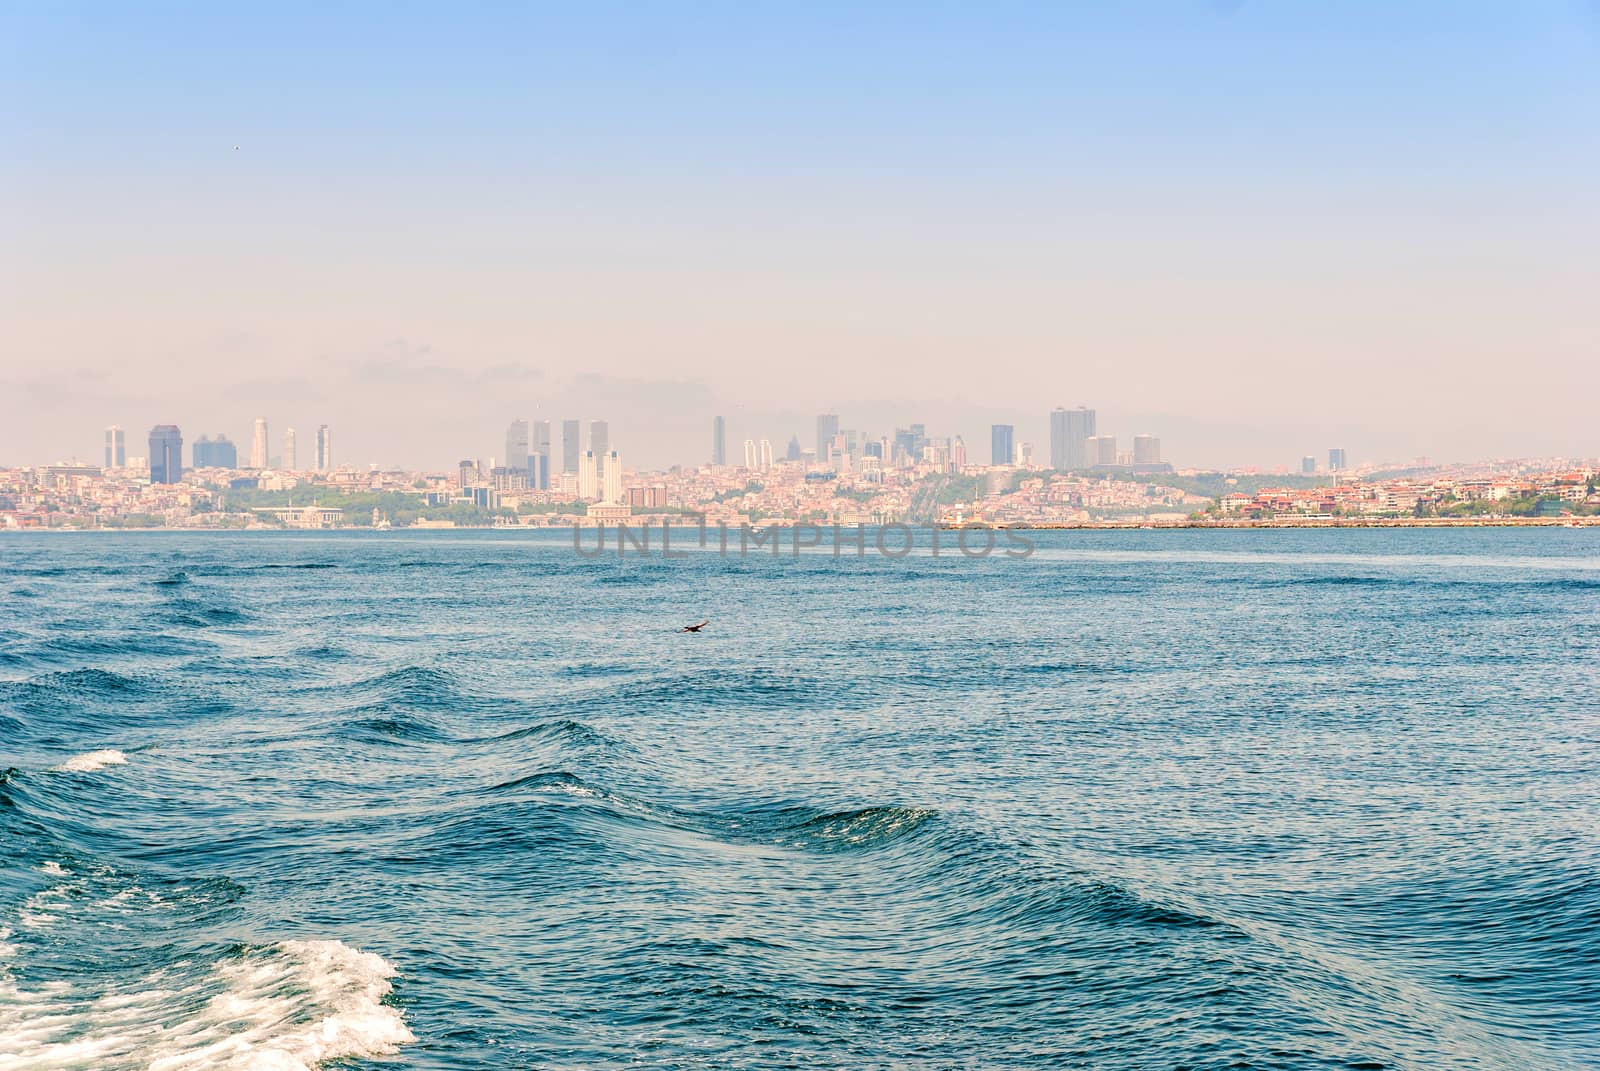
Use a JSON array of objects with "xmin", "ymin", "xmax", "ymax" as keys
[
  {"xmin": 251, "ymin": 418, "xmax": 269, "ymax": 469},
  {"xmin": 579, "ymin": 450, "xmax": 598, "ymax": 501},
  {"xmin": 603, "ymin": 450, "xmax": 622, "ymax": 503}
]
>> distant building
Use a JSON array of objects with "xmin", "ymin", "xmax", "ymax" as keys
[
  {"xmin": 251, "ymin": 418, "xmax": 268, "ymax": 469},
  {"xmin": 1302, "ymin": 455, "xmax": 1317, "ymax": 474},
  {"xmin": 1329, "ymin": 448, "xmax": 1348, "ymax": 472},
  {"xmin": 990, "ymin": 424, "xmax": 1014, "ymax": 467},
  {"xmin": 193, "ymin": 435, "xmax": 238, "ymax": 468},
  {"xmin": 1015, "ymin": 441, "xmax": 1033, "ymax": 467},
  {"xmin": 952, "ymin": 436, "xmax": 967, "ymax": 469},
  {"xmin": 505, "ymin": 419, "xmax": 530, "ymax": 473},
  {"xmin": 1051, "ymin": 406, "xmax": 1096, "ymax": 470},
  {"xmin": 743, "ymin": 438, "xmax": 757, "ymax": 469},
  {"xmin": 562, "ymin": 420, "xmax": 581, "ymax": 473},
  {"xmin": 458, "ymin": 459, "xmax": 478, "ymax": 488},
  {"xmin": 602, "ymin": 450, "xmax": 621, "ymax": 503},
  {"xmin": 315, "ymin": 425, "xmax": 332, "ymax": 471},
  {"xmin": 149, "ymin": 425, "xmax": 183, "ymax": 484},
  {"xmin": 758, "ymin": 438, "xmax": 773, "ymax": 470},
  {"xmin": 1133, "ymin": 434, "xmax": 1161, "ymax": 464},
  {"xmin": 1086, "ymin": 435, "xmax": 1118, "ymax": 467},
  {"xmin": 590, "ymin": 421, "xmax": 609, "ymax": 465},
  {"xmin": 816, "ymin": 413, "xmax": 839, "ymax": 462},
  {"xmin": 785, "ymin": 435, "xmax": 801, "ymax": 462},
  {"xmin": 284, "ymin": 427, "xmax": 297, "ymax": 470},
  {"xmin": 578, "ymin": 450, "xmax": 598, "ymax": 500},
  {"xmin": 104, "ymin": 426, "xmax": 126, "ymax": 468},
  {"xmin": 532, "ymin": 420, "xmax": 551, "ymax": 488},
  {"xmin": 713, "ymin": 416, "xmax": 727, "ymax": 466}
]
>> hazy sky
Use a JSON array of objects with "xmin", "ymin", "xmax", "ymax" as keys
[{"xmin": 3, "ymin": 2, "xmax": 1596, "ymax": 471}]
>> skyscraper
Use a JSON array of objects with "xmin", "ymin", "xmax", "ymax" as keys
[
  {"xmin": 602, "ymin": 451, "xmax": 621, "ymax": 503},
  {"xmin": 952, "ymin": 436, "xmax": 967, "ymax": 469},
  {"xmin": 315, "ymin": 425, "xmax": 332, "ymax": 471},
  {"xmin": 990, "ymin": 424, "xmax": 1014, "ymax": 467},
  {"xmin": 284, "ymin": 427, "xmax": 297, "ymax": 470},
  {"xmin": 579, "ymin": 450, "xmax": 598, "ymax": 500},
  {"xmin": 104, "ymin": 426, "xmax": 125, "ymax": 468},
  {"xmin": 193, "ymin": 435, "xmax": 238, "ymax": 468},
  {"xmin": 505, "ymin": 419, "xmax": 530, "ymax": 473},
  {"xmin": 743, "ymin": 439, "xmax": 757, "ymax": 469},
  {"xmin": 1301, "ymin": 455, "xmax": 1317, "ymax": 474},
  {"xmin": 785, "ymin": 436, "xmax": 801, "ymax": 461},
  {"xmin": 816, "ymin": 414, "xmax": 839, "ymax": 462},
  {"xmin": 532, "ymin": 420, "xmax": 551, "ymax": 489},
  {"xmin": 251, "ymin": 418, "xmax": 268, "ymax": 469},
  {"xmin": 149, "ymin": 425, "xmax": 183, "ymax": 484},
  {"xmin": 1132, "ymin": 434, "xmax": 1160, "ymax": 464},
  {"xmin": 758, "ymin": 438, "xmax": 773, "ymax": 470},
  {"xmin": 1051, "ymin": 406, "xmax": 1096, "ymax": 470},
  {"xmin": 1329, "ymin": 448, "xmax": 1348, "ymax": 471},
  {"xmin": 590, "ymin": 420, "xmax": 609, "ymax": 462},
  {"xmin": 562, "ymin": 419, "xmax": 581, "ymax": 473},
  {"xmin": 712, "ymin": 416, "xmax": 727, "ymax": 466}
]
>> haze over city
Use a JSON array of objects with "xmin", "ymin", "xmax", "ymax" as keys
[{"xmin": 3, "ymin": 2, "xmax": 1596, "ymax": 470}]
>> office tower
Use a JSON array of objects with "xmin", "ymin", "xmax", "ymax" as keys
[
  {"xmin": 713, "ymin": 416, "xmax": 727, "ymax": 466},
  {"xmin": 590, "ymin": 421, "xmax": 609, "ymax": 464},
  {"xmin": 148, "ymin": 425, "xmax": 183, "ymax": 484},
  {"xmin": 1133, "ymin": 434, "xmax": 1161, "ymax": 464},
  {"xmin": 786, "ymin": 436, "xmax": 801, "ymax": 462},
  {"xmin": 1302, "ymin": 455, "xmax": 1317, "ymax": 474},
  {"xmin": 603, "ymin": 451, "xmax": 621, "ymax": 503},
  {"xmin": 104, "ymin": 426, "xmax": 126, "ymax": 468},
  {"xmin": 578, "ymin": 450, "xmax": 598, "ymax": 500},
  {"xmin": 1050, "ymin": 406, "xmax": 1096, "ymax": 470},
  {"xmin": 193, "ymin": 435, "xmax": 238, "ymax": 468},
  {"xmin": 816, "ymin": 413, "xmax": 839, "ymax": 461},
  {"xmin": 251, "ymin": 418, "xmax": 268, "ymax": 469},
  {"xmin": 458, "ymin": 460, "xmax": 478, "ymax": 488},
  {"xmin": 505, "ymin": 419, "xmax": 530, "ymax": 473},
  {"xmin": 562, "ymin": 419, "xmax": 581, "ymax": 473},
  {"xmin": 315, "ymin": 425, "xmax": 332, "ymax": 471},
  {"xmin": 758, "ymin": 438, "xmax": 773, "ymax": 470},
  {"xmin": 284, "ymin": 427, "xmax": 297, "ymax": 470},
  {"xmin": 1016, "ymin": 441, "xmax": 1033, "ymax": 467},
  {"xmin": 1082, "ymin": 435, "xmax": 1117, "ymax": 466},
  {"xmin": 532, "ymin": 420, "xmax": 551, "ymax": 488},
  {"xmin": 1329, "ymin": 448, "xmax": 1348, "ymax": 471},
  {"xmin": 743, "ymin": 439, "xmax": 757, "ymax": 469},
  {"xmin": 952, "ymin": 436, "xmax": 967, "ymax": 469},
  {"xmin": 990, "ymin": 425, "xmax": 1014, "ymax": 467}
]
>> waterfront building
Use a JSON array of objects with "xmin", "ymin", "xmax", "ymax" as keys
[{"xmin": 149, "ymin": 425, "xmax": 183, "ymax": 484}]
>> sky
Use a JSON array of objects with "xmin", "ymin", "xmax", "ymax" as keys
[{"xmin": 2, "ymin": 1, "xmax": 1597, "ymax": 471}]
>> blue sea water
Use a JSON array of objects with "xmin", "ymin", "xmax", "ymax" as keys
[{"xmin": 1, "ymin": 528, "xmax": 1597, "ymax": 1071}]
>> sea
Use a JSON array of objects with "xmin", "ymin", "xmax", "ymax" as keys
[{"xmin": 1, "ymin": 528, "xmax": 1596, "ymax": 1071}]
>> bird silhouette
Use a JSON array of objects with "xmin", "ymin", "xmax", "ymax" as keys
[{"xmin": 678, "ymin": 620, "xmax": 709, "ymax": 633}]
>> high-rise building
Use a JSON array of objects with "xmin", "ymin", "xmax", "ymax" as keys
[
  {"xmin": 1051, "ymin": 406, "xmax": 1097, "ymax": 470},
  {"xmin": 990, "ymin": 424, "xmax": 1014, "ymax": 467},
  {"xmin": 149, "ymin": 425, "xmax": 183, "ymax": 484},
  {"xmin": 458, "ymin": 460, "xmax": 478, "ymax": 488},
  {"xmin": 758, "ymin": 438, "xmax": 773, "ymax": 470},
  {"xmin": 193, "ymin": 435, "xmax": 238, "ymax": 468},
  {"xmin": 315, "ymin": 425, "xmax": 332, "ymax": 471},
  {"xmin": 952, "ymin": 436, "xmax": 967, "ymax": 469},
  {"xmin": 590, "ymin": 421, "xmax": 609, "ymax": 464},
  {"xmin": 713, "ymin": 416, "xmax": 727, "ymax": 466},
  {"xmin": 1133, "ymin": 434, "xmax": 1161, "ymax": 464},
  {"xmin": 1301, "ymin": 455, "xmax": 1317, "ymax": 474},
  {"xmin": 603, "ymin": 450, "xmax": 622, "ymax": 503},
  {"xmin": 786, "ymin": 436, "xmax": 801, "ymax": 461},
  {"xmin": 284, "ymin": 427, "xmax": 297, "ymax": 470},
  {"xmin": 1329, "ymin": 448, "xmax": 1348, "ymax": 471},
  {"xmin": 562, "ymin": 420, "xmax": 581, "ymax": 473},
  {"xmin": 532, "ymin": 420, "xmax": 551, "ymax": 489},
  {"xmin": 1083, "ymin": 435, "xmax": 1118, "ymax": 466},
  {"xmin": 248, "ymin": 418, "xmax": 268, "ymax": 469},
  {"xmin": 104, "ymin": 426, "xmax": 126, "ymax": 468},
  {"xmin": 505, "ymin": 419, "xmax": 530, "ymax": 473},
  {"xmin": 743, "ymin": 439, "xmax": 757, "ymax": 469},
  {"xmin": 1016, "ymin": 441, "xmax": 1033, "ymax": 467},
  {"xmin": 579, "ymin": 450, "xmax": 598, "ymax": 500},
  {"xmin": 816, "ymin": 414, "xmax": 839, "ymax": 462}
]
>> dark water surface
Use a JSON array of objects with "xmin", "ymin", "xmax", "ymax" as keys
[{"xmin": 2, "ymin": 529, "xmax": 1597, "ymax": 1070}]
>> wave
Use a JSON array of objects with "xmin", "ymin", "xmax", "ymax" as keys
[
  {"xmin": 0, "ymin": 939, "xmax": 411, "ymax": 1071},
  {"xmin": 52, "ymin": 749, "xmax": 128, "ymax": 773}
]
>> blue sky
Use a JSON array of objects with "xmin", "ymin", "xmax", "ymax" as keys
[{"xmin": 3, "ymin": 2, "xmax": 1596, "ymax": 468}]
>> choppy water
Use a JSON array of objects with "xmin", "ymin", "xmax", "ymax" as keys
[{"xmin": 2, "ymin": 529, "xmax": 1597, "ymax": 1071}]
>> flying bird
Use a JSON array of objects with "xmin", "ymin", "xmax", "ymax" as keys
[{"xmin": 678, "ymin": 620, "xmax": 709, "ymax": 633}]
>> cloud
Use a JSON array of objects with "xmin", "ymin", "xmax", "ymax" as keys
[{"xmin": 343, "ymin": 340, "xmax": 543, "ymax": 387}]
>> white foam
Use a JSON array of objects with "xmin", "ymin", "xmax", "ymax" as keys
[
  {"xmin": 0, "ymin": 939, "xmax": 412, "ymax": 1071},
  {"xmin": 52, "ymin": 749, "xmax": 127, "ymax": 773},
  {"xmin": 39, "ymin": 862, "xmax": 66, "ymax": 877}
]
